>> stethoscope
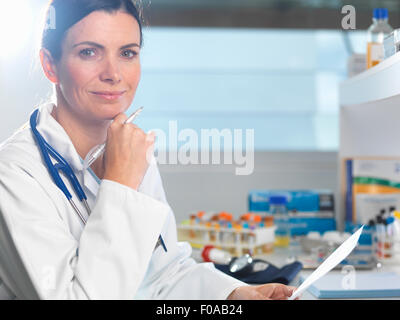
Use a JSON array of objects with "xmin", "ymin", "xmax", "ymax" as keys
[{"xmin": 30, "ymin": 108, "xmax": 167, "ymax": 252}]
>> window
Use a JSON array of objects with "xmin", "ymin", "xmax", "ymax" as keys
[{"xmin": 133, "ymin": 27, "xmax": 366, "ymax": 150}]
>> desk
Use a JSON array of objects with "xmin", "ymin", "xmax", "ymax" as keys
[
  {"xmin": 191, "ymin": 243, "xmax": 400, "ymax": 299},
  {"xmin": 257, "ymin": 246, "xmax": 400, "ymax": 300}
]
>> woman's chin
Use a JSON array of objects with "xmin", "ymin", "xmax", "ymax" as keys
[{"xmin": 91, "ymin": 104, "xmax": 129, "ymax": 121}]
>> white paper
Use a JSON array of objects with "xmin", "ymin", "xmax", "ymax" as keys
[{"xmin": 289, "ymin": 225, "xmax": 364, "ymax": 300}]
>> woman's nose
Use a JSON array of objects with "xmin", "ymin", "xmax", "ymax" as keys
[{"xmin": 99, "ymin": 57, "xmax": 122, "ymax": 84}]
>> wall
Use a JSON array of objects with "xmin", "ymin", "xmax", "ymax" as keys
[
  {"xmin": 0, "ymin": 1, "xmax": 341, "ymax": 229},
  {"xmin": 158, "ymin": 151, "xmax": 340, "ymax": 225}
]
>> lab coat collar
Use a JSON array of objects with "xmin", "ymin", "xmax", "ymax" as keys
[
  {"xmin": 33, "ymin": 102, "xmax": 100, "ymax": 198},
  {"xmin": 34, "ymin": 102, "xmax": 85, "ymax": 172}
]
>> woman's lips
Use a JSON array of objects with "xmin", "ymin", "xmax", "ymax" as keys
[{"xmin": 90, "ymin": 90, "xmax": 126, "ymax": 101}]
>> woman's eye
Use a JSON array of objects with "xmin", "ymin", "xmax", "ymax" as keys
[
  {"xmin": 79, "ymin": 48, "xmax": 96, "ymax": 58},
  {"xmin": 121, "ymin": 49, "xmax": 137, "ymax": 59}
]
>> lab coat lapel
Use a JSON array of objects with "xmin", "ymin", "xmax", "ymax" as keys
[
  {"xmin": 34, "ymin": 102, "xmax": 100, "ymax": 199},
  {"xmin": 82, "ymin": 170, "xmax": 100, "ymax": 198},
  {"xmin": 35, "ymin": 103, "xmax": 84, "ymax": 172}
]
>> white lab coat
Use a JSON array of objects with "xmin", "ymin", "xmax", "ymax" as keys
[{"xmin": 0, "ymin": 102, "xmax": 244, "ymax": 300}]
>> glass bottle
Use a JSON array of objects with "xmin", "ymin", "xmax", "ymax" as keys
[
  {"xmin": 269, "ymin": 195, "xmax": 290, "ymax": 248},
  {"xmin": 367, "ymin": 8, "xmax": 393, "ymax": 69}
]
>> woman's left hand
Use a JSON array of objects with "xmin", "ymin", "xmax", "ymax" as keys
[{"xmin": 227, "ymin": 284, "xmax": 297, "ymax": 300}]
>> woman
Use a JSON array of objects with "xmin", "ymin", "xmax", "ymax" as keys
[{"xmin": 0, "ymin": 0, "xmax": 296, "ymax": 300}]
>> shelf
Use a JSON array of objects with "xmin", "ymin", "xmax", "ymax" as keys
[
  {"xmin": 339, "ymin": 93, "xmax": 400, "ymax": 158},
  {"xmin": 339, "ymin": 53, "xmax": 400, "ymax": 158},
  {"xmin": 340, "ymin": 52, "xmax": 400, "ymax": 106},
  {"xmin": 338, "ymin": 51, "xmax": 400, "ymax": 228}
]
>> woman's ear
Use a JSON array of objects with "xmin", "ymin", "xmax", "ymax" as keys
[{"xmin": 39, "ymin": 48, "xmax": 59, "ymax": 84}]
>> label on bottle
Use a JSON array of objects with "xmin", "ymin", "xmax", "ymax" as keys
[{"xmin": 367, "ymin": 42, "xmax": 384, "ymax": 68}]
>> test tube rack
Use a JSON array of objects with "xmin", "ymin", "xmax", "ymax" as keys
[{"xmin": 177, "ymin": 223, "xmax": 276, "ymax": 257}]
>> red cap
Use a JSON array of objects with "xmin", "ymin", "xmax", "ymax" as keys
[{"xmin": 201, "ymin": 245, "xmax": 215, "ymax": 262}]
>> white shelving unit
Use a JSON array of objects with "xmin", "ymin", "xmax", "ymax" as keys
[{"xmin": 338, "ymin": 52, "xmax": 400, "ymax": 228}]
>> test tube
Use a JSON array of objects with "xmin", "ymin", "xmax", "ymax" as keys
[
  {"xmin": 234, "ymin": 224, "xmax": 242, "ymax": 256},
  {"xmin": 214, "ymin": 222, "xmax": 221, "ymax": 245},
  {"xmin": 376, "ymin": 216, "xmax": 386, "ymax": 259},
  {"xmin": 226, "ymin": 222, "xmax": 233, "ymax": 245},
  {"xmin": 203, "ymin": 222, "xmax": 210, "ymax": 243},
  {"xmin": 242, "ymin": 222, "xmax": 249, "ymax": 244},
  {"xmin": 385, "ymin": 217, "xmax": 395, "ymax": 258},
  {"xmin": 189, "ymin": 214, "xmax": 196, "ymax": 238}
]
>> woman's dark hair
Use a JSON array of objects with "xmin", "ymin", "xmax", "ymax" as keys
[{"xmin": 42, "ymin": 0, "xmax": 143, "ymax": 62}]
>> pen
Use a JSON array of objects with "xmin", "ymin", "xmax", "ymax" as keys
[{"xmin": 83, "ymin": 106, "xmax": 144, "ymax": 169}]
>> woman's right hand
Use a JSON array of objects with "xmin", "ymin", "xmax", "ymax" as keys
[{"xmin": 102, "ymin": 113, "xmax": 155, "ymax": 190}]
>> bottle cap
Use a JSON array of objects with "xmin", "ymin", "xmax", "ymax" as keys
[
  {"xmin": 373, "ymin": 8, "xmax": 388, "ymax": 19},
  {"xmin": 218, "ymin": 211, "xmax": 233, "ymax": 221},
  {"xmin": 240, "ymin": 213, "xmax": 262, "ymax": 223},
  {"xmin": 387, "ymin": 217, "xmax": 395, "ymax": 224},
  {"xmin": 201, "ymin": 245, "xmax": 215, "ymax": 262},
  {"xmin": 394, "ymin": 211, "xmax": 400, "ymax": 220}
]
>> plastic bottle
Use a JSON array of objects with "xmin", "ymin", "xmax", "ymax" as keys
[
  {"xmin": 366, "ymin": 8, "xmax": 393, "ymax": 69},
  {"xmin": 269, "ymin": 195, "xmax": 290, "ymax": 248}
]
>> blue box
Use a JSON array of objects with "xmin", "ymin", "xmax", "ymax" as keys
[
  {"xmin": 288, "ymin": 215, "xmax": 337, "ymax": 236},
  {"xmin": 248, "ymin": 190, "xmax": 336, "ymax": 236},
  {"xmin": 248, "ymin": 190, "xmax": 334, "ymax": 212},
  {"xmin": 345, "ymin": 222, "xmax": 374, "ymax": 246}
]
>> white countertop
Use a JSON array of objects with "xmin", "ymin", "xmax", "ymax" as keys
[{"xmin": 257, "ymin": 245, "xmax": 400, "ymax": 300}]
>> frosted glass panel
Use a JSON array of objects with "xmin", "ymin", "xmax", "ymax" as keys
[
  {"xmin": 130, "ymin": 27, "xmax": 363, "ymax": 150},
  {"xmin": 140, "ymin": 28, "xmax": 317, "ymax": 70},
  {"xmin": 136, "ymin": 72, "xmax": 316, "ymax": 113}
]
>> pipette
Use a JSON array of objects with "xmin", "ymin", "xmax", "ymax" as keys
[{"xmin": 83, "ymin": 106, "xmax": 144, "ymax": 169}]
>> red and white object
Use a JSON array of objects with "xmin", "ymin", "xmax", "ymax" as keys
[{"xmin": 201, "ymin": 245, "xmax": 232, "ymax": 265}]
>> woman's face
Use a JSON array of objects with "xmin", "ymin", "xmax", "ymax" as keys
[{"xmin": 54, "ymin": 10, "xmax": 141, "ymax": 122}]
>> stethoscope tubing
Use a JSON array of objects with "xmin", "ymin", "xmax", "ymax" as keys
[
  {"xmin": 30, "ymin": 109, "xmax": 89, "ymax": 225},
  {"xmin": 30, "ymin": 108, "xmax": 167, "ymax": 252}
]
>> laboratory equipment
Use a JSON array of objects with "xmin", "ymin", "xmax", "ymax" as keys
[
  {"xmin": 248, "ymin": 189, "xmax": 336, "ymax": 236},
  {"xmin": 178, "ymin": 211, "xmax": 276, "ymax": 256},
  {"xmin": 269, "ymin": 195, "xmax": 290, "ymax": 248},
  {"xmin": 384, "ymin": 28, "xmax": 400, "ymax": 59},
  {"xmin": 366, "ymin": 8, "xmax": 393, "ymax": 69},
  {"xmin": 298, "ymin": 229, "xmax": 376, "ymax": 270},
  {"xmin": 215, "ymin": 257, "xmax": 303, "ymax": 285},
  {"xmin": 229, "ymin": 254, "xmax": 253, "ymax": 275},
  {"xmin": 373, "ymin": 215, "xmax": 396, "ymax": 261},
  {"xmin": 201, "ymin": 245, "xmax": 232, "ymax": 265},
  {"xmin": 289, "ymin": 225, "xmax": 364, "ymax": 300}
]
